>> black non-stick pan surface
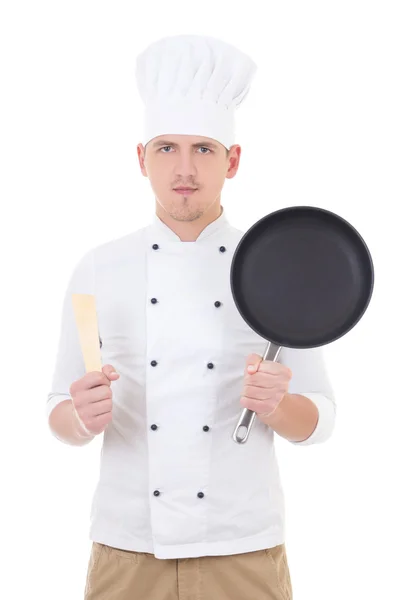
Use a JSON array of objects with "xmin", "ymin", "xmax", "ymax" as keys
[{"xmin": 230, "ymin": 206, "xmax": 374, "ymax": 443}]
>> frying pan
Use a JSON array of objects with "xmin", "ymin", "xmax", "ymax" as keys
[{"xmin": 230, "ymin": 206, "xmax": 374, "ymax": 444}]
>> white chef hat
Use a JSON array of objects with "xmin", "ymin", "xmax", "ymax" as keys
[{"xmin": 135, "ymin": 34, "xmax": 257, "ymax": 150}]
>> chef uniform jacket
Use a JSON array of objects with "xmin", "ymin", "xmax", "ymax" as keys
[{"xmin": 46, "ymin": 206, "xmax": 336, "ymax": 560}]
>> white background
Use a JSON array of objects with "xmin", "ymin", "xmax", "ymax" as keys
[{"xmin": 1, "ymin": 1, "xmax": 399, "ymax": 598}]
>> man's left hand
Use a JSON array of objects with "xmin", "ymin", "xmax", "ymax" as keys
[{"xmin": 240, "ymin": 353, "xmax": 293, "ymax": 421}]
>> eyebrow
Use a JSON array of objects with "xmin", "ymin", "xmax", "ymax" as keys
[{"xmin": 152, "ymin": 140, "xmax": 219, "ymax": 150}]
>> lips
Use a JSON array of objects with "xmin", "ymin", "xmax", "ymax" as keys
[{"xmin": 173, "ymin": 187, "xmax": 198, "ymax": 195}]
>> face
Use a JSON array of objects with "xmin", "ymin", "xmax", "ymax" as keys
[{"xmin": 137, "ymin": 134, "xmax": 241, "ymax": 222}]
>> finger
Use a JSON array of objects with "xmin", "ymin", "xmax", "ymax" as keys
[
  {"xmin": 79, "ymin": 398, "xmax": 112, "ymax": 421},
  {"xmin": 245, "ymin": 354, "xmax": 263, "ymax": 373},
  {"xmin": 70, "ymin": 370, "xmax": 115, "ymax": 396},
  {"xmin": 103, "ymin": 364, "xmax": 120, "ymax": 380},
  {"xmin": 86, "ymin": 412, "xmax": 112, "ymax": 435},
  {"xmin": 90, "ymin": 385, "xmax": 113, "ymax": 404},
  {"xmin": 245, "ymin": 353, "xmax": 263, "ymax": 367},
  {"xmin": 244, "ymin": 384, "xmax": 278, "ymax": 395},
  {"xmin": 240, "ymin": 396, "xmax": 278, "ymax": 414},
  {"xmin": 256, "ymin": 361, "xmax": 292, "ymax": 378},
  {"xmin": 244, "ymin": 370, "xmax": 287, "ymax": 386},
  {"xmin": 243, "ymin": 385, "xmax": 276, "ymax": 399},
  {"xmin": 73, "ymin": 385, "xmax": 111, "ymax": 409},
  {"xmin": 91, "ymin": 399, "xmax": 113, "ymax": 417}
]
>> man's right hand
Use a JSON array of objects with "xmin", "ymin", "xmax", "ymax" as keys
[{"xmin": 69, "ymin": 365, "xmax": 120, "ymax": 437}]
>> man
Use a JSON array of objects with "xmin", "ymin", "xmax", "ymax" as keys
[{"xmin": 47, "ymin": 34, "xmax": 336, "ymax": 600}]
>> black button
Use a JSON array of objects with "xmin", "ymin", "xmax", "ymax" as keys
[
  {"xmin": 151, "ymin": 424, "xmax": 158, "ymax": 431},
  {"xmin": 151, "ymin": 360, "xmax": 158, "ymax": 367},
  {"xmin": 152, "ymin": 244, "xmax": 159, "ymax": 250},
  {"xmin": 99, "ymin": 337, "xmax": 102, "ymax": 348},
  {"xmin": 151, "ymin": 298, "xmax": 158, "ymax": 304},
  {"xmin": 153, "ymin": 490, "xmax": 160, "ymax": 497},
  {"xmin": 214, "ymin": 301, "xmax": 221, "ymax": 307},
  {"xmin": 207, "ymin": 362, "xmax": 214, "ymax": 369},
  {"xmin": 197, "ymin": 492, "xmax": 205, "ymax": 499},
  {"xmin": 219, "ymin": 246, "xmax": 226, "ymax": 253},
  {"xmin": 203, "ymin": 425, "xmax": 210, "ymax": 432}
]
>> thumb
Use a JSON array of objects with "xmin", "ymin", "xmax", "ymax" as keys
[
  {"xmin": 245, "ymin": 353, "xmax": 263, "ymax": 374},
  {"xmin": 102, "ymin": 364, "xmax": 120, "ymax": 381}
]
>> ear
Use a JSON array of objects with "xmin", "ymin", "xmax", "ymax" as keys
[
  {"xmin": 137, "ymin": 143, "xmax": 148, "ymax": 177},
  {"xmin": 225, "ymin": 144, "xmax": 241, "ymax": 179}
]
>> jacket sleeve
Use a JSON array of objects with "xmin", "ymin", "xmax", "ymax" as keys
[
  {"xmin": 45, "ymin": 249, "xmax": 95, "ymax": 421},
  {"xmin": 278, "ymin": 346, "xmax": 336, "ymax": 446}
]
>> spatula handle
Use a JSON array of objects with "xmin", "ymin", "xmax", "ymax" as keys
[
  {"xmin": 232, "ymin": 341, "xmax": 282, "ymax": 444},
  {"xmin": 71, "ymin": 293, "xmax": 103, "ymax": 373}
]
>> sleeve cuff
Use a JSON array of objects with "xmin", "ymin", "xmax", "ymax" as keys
[
  {"xmin": 289, "ymin": 392, "xmax": 336, "ymax": 446},
  {"xmin": 45, "ymin": 393, "xmax": 72, "ymax": 420}
]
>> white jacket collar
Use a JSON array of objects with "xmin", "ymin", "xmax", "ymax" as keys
[{"xmin": 151, "ymin": 205, "xmax": 229, "ymax": 243}]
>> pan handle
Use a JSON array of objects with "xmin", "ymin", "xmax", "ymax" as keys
[{"xmin": 232, "ymin": 341, "xmax": 282, "ymax": 444}]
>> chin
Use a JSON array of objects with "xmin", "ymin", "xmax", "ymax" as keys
[{"xmin": 170, "ymin": 205, "xmax": 204, "ymax": 222}]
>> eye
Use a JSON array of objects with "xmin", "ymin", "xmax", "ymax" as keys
[{"xmin": 159, "ymin": 146, "xmax": 212, "ymax": 154}]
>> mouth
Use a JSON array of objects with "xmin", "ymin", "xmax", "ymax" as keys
[{"xmin": 173, "ymin": 188, "xmax": 198, "ymax": 195}]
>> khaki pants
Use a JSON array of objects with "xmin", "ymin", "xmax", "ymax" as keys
[{"xmin": 84, "ymin": 541, "xmax": 293, "ymax": 600}]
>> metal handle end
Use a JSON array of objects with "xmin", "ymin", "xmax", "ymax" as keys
[{"xmin": 232, "ymin": 424, "xmax": 249, "ymax": 444}]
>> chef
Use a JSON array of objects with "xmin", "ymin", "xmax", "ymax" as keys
[{"xmin": 46, "ymin": 34, "xmax": 336, "ymax": 600}]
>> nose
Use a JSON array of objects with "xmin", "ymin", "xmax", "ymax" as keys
[{"xmin": 173, "ymin": 150, "xmax": 197, "ymax": 179}]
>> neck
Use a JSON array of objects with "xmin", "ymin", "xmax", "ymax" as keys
[{"xmin": 155, "ymin": 199, "xmax": 223, "ymax": 241}]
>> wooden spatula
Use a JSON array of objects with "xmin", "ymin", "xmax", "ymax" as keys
[{"xmin": 71, "ymin": 293, "xmax": 102, "ymax": 373}]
